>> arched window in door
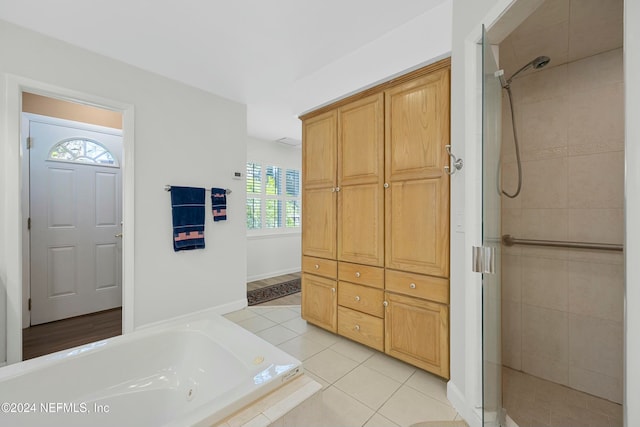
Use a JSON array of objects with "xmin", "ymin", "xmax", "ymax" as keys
[{"xmin": 47, "ymin": 138, "xmax": 118, "ymax": 167}]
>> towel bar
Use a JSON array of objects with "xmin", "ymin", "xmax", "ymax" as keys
[
  {"xmin": 165, "ymin": 185, "xmax": 232, "ymax": 194},
  {"xmin": 502, "ymin": 234, "xmax": 622, "ymax": 251}
]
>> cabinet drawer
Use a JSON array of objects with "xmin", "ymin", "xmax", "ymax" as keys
[
  {"xmin": 338, "ymin": 262, "xmax": 384, "ymax": 289},
  {"xmin": 385, "ymin": 270, "xmax": 449, "ymax": 304},
  {"xmin": 302, "ymin": 256, "xmax": 337, "ymax": 279},
  {"xmin": 337, "ymin": 306, "xmax": 384, "ymax": 351},
  {"xmin": 338, "ymin": 281, "xmax": 384, "ymax": 317}
]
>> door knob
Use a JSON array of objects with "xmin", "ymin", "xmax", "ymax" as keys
[{"xmin": 115, "ymin": 233, "xmax": 123, "ymax": 238}]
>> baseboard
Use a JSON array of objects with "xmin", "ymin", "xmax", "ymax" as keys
[
  {"xmin": 447, "ymin": 380, "xmax": 482, "ymax": 427},
  {"xmin": 247, "ymin": 267, "xmax": 300, "ymax": 283},
  {"xmin": 212, "ymin": 298, "xmax": 248, "ymax": 315}
]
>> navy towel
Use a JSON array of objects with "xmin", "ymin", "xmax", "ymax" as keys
[
  {"xmin": 171, "ymin": 186, "xmax": 205, "ymax": 251},
  {"xmin": 211, "ymin": 188, "xmax": 227, "ymax": 222}
]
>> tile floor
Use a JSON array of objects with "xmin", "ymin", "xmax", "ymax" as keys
[
  {"xmin": 224, "ymin": 305, "xmax": 465, "ymax": 427},
  {"xmin": 502, "ymin": 367, "xmax": 623, "ymax": 427}
]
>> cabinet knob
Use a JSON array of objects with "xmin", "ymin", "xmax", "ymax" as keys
[
  {"xmin": 354, "ymin": 325, "xmax": 360, "ymax": 331},
  {"xmin": 331, "ymin": 187, "xmax": 336, "ymax": 193},
  {"xmin": 355, "ymin": 272, "xmax": 361, "ymax": 278},
  {"xmin": 314, "ymin": 264, "xmax": 319, "ymax": 270},
  {"xmin": 384, "ymin": 183, "xmax": 389, "ymax": 189},
  {"xmin": 335, "ymin": 186, "xmax": 341, "ymax": 192},
  {"xmin": 409, "ymin": 283, "xmax": 416, "ymax": 289},
  {"xmin": 331, "ymin": 287, "xmax": 336, "ymax": 293},
  {"xmin": 383, "ymin": 301, "xmax": 388, "ymax": 307},
  {"xmin": 355, "ymin": 296, "xmax": 360, "ymax": 302}
]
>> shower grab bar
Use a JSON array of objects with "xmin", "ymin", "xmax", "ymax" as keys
[{"xmin": 502, "ymin": 234, "xmax": 623, "ymax": 252}]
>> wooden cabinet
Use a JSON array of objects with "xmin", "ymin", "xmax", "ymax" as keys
[
  {"xmin": 301, "ymin": 58, "xmax": 451, "ymax": 378},
  {"xmin": 337, "ymin": 93, "xmax": 384, "ymax": 267},
  {"xmin": 301, "ymin": 274, "xmax": 337, "ymax": 332},
  {"xmin": 384, "ymin": 292, "xmax": 449, "ymax": 378},
  {"xmin": 385, "ymin": 69, "xmax": 450, "ymax": 278},
  {"xmin": 302, "ymin": 110, "xmax": 337, "ymax": 189}
]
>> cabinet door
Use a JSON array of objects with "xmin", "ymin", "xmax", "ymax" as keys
[
  {"xmin": 337, "ymin": 93, "xmax": 384, "ymax": 266},
  {"xmin": 338, "ymin": 93, "xmax": 383, "ymax": 187},
  {"xmin": 303, "ymin": 110, "xmax": 337, "ymax": 189},
  {"xmin": 338, "ymin": 183, "xmax": 384, "ymax": 266},
  {"xmin": 302, "ymin": 187, "xmax": 336, "ymax": 259},
  {"xmin": 384, "ymin": 292, "xmax": 449, "ymax": 379},
  {"xmin": 385, "ymin": 69, "xmax": 450, "ymax": 182},
  {"xmin": 385, "ymin": 179, "xmax": 449, "ymax": 277},
  {"xmin": 385, "ymin": 68, "xmax": 450, "ymax": 277},
  {"xmin": 302, "ymin": 273, "xmax": 337, "ymax": 332}
]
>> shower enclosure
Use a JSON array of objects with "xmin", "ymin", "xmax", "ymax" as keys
[{"xmin": 482, "ymin": 1, "xmax": 625, "ymax": 426}]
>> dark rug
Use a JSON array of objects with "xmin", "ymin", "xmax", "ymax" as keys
[{"xmin": 247, "ymin": 279, "xmax": 301, "ymax": 306}]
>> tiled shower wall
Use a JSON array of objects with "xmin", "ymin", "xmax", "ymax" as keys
[{"xmin": 500, "ymin": 48, "xmax": 624, "ymax": 404}]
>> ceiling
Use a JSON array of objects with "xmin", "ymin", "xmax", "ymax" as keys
[
  {"xmin": 499, "ymin": 0, "xmax": 623, "ymax": 78},
  {"xmin": 0, "ymin": 0, "xmax": 449, "ymax": 144}
]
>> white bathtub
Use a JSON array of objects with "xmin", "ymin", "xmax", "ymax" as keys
[{"xmin": 0, "ymin": 311, "xmax": 302, "ymax": 427}]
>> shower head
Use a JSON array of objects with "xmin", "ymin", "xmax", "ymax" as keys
[
  {"xmin": 531, "ymin": 55, "xmax": 551, "ymax": 69},
  {"xmin": 503, "ymin": 55, "xmax": 551, "ymax": 87}
]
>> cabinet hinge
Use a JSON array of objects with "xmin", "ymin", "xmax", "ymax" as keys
[
  {"xmin": 28, "ymin": 217, "xmax": 31, "ymax": 230},
  {"xmin": 27, "ymin": 137, "xmax": 32, "ymax": 149},
  {"xmin": 28, "ymin": 298, "xmax": 31, "ymax": 311}
]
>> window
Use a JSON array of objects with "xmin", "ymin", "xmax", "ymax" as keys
[
  {"xmin": 246, "ymin": 162, "xmax": 300, "ymax": 232},
  {"xmin": 246, "ymin": 162, "xmax": 262, "ymax": 229},
  {"xmin": 285, "ymin": 170, "xmax": 301, "ymax": 227},
  {"xmin": 48, "ymin": 138, "xmax": 118, "ymax": 166}
]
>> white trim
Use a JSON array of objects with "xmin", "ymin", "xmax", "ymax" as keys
[
  {"xmin": 447, "ymin": 381, "xmax": 481, "ymax": 427},
  {"xmin": 247, "ymin": 231, "xmax": 301, "ymax": 240},
  {"xmin": 247, "ymin": 267, "xmax": 301, "ymax": 283},
  {"xmin": 3, "ymin": 74, "xmax": 135, "ymax": 364},
  {"xmin": 624, "ymin": 1, "xmax": 639, "ymax": 426}
]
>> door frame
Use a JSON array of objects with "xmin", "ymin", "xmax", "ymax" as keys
[
  {"xmin": 4, "ymin": 74, "xmax": 135, "ymax": 364},
  {"xmin": 22, "ymin": 112, "xmax": 124, "ymax": 327}
]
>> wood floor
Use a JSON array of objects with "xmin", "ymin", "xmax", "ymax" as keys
[
  {"xmin": 22, "ymin": 308, "xmax": 122, "ymax": 360},
  {"xmin": 21, "ymin": 273, "xmax": 302, "ymax": 360}
]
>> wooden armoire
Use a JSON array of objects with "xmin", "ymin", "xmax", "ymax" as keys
[{"xmin": 300, "ymin": 58, "xmax": 451, "ymax": 379}]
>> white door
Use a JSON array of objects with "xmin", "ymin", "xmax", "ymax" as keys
[{"xmin": 29, "ymin": 119, "xmax": 123, "ymax": 325}]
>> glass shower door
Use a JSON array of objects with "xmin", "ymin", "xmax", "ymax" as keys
[{"xmin": 481, "ymin": 26, "xmax": 504, "ymax": 427}]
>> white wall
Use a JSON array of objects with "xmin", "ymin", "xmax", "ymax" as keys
[
  {"xmin": 449, "ymin": 1, "xmax": 640, "ymax": 426},
  {"xmin": 246, "ymin": 137, "xmax": 301, "ymax": 282},
  {"xmin": 0, "ymin": 20, "xmax": 248, "ymax": 363},
  {"xmin": 292, "ymin": 0, "xmax": 453, "ymax": 116}
]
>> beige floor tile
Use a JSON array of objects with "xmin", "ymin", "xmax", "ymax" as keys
[
  {"xmin": 330, "ymin": 336, "xmax": 376, "ymax": 363},
  {"xmin": 303, "ymin": 348, "xmax": 359, "ymax": 384},
  {"xmin": 256, "ymin": 293, "xmax": 301, "ymax": 306},
  {"xmin": 280, "ymin": 317, "xmax": 311, "ymax": 335},
  {"xmin": 236, "ymin": 316, "xmax": 278, "ymax": 333},
  {"xmin": 301, "ymin": 326, "xmax": 341, "ymax": 348},
  {"xmin": 405, "ymin": 370, "xmax": 451, "ymax": 406},
  {"xmin": 260, "ymin": 308, "xmax": 300, "ymax": 324},
  {"xmin": 334, "ymin": 365, "xmax": 403, "ymax": 410},
  {"xmin": 255, "ymin": 325, "xmax": 299, "ymax": 346},
  {"xmin": 363, "ymin": 352, "xmax": 417, "ymax": 383},
  {"xmin": 321, "ymin": 386, "xmax": 376, "ymax": 427},
  {"xmin": 378, "ymin": 386, "xmax": 457, "ymax": 427},
  {"xmin": 277, "ymin": 335, "xmax": 327, "ymax": 361},
  {"xmin": 303, "ymin": 370, "xmax": 331, "ymax": 390},
  {"xmin": 224, "ymin": 308, "xmax": 258, "ymax": 323},
  {"xmin": 363, "ymin": 413, "xmax": 401, "ymax": 427}
]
